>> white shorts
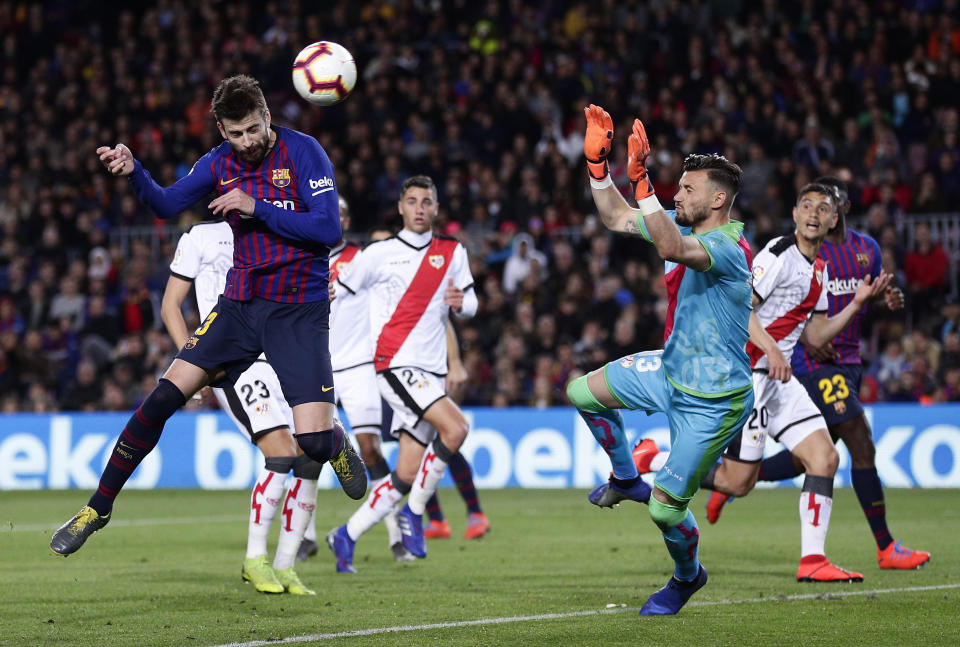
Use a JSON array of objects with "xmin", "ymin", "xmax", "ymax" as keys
[
  {"xmin": 377, "ymin": 367, "xmax": 446, "ymax": 445},
  {"xmin": 724, "ymin": 372, "xmax": 826, "ymax": 462},
  {"xmin": 214, "ymin": 360, "xmax": 294, "ymax": 442},
  {"xmin": 334, "ymin": 363, "xmax": 382, "ymax": 434}
]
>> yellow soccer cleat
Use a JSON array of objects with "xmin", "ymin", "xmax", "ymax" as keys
[
  {"xmin": 274, "ymin": 567, "xmax": 316, "ymax": 595},
  {"xmin": 50, "ymin": 506, "xmax": 110, "ymax": 556},
  {"xmin": 241, "ymin": 556, "xmax": 284, "ymax": 594}
]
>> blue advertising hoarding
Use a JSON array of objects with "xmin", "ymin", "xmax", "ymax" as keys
[{"xmin": 1, "ymin": 405, "xmax": 958, "ymax": 490}]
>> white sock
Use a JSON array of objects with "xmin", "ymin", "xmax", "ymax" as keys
[
  {"xmin": 246, "ymin": 468, "xmax": 285, "ymax": 559},
  {"xmin": 273, "ymin": 477, "xmax": 318, "ymax": 571},
  {"xmin": 649, "ymin": 452, "xmax": 668, "ymax": 472},
  {"xmin": 407, "ymin": 440, "xmax": 450, "ymax": 515},
  {"xmin": 383, "ymin": 503, "xmax": 402, "ymax": 546},
  {"xmin": 799, "ymin": 490, "xmax": 833, "ymax": 558},
  {"xmin": 303, "ymin": 509, "xmax": 317, "ymax": 543},
  {"xmin": 345, "ymin": 474, "xmax": 403, "ymax": 541}
]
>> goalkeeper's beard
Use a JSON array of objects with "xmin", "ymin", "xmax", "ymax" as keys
[{"xmin": 675, "ymin": 204, "xmax": 710, "ymax": 228}]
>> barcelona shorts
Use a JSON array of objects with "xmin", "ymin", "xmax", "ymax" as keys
[
  {"xmin": 603, "ymin": 350, "xmax": 753, "ymax": 501},
  {"xmin": 796, "ymin": 364, "xmax": 864, "ymax": 426},
  {"xmin": 176, "ymin": 296, "xmax": 334, "ymax": 407}
]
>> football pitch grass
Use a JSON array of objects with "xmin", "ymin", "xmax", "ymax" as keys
[{"xmin": 2, "ymin": 488, "xmax": 957, "ymax": 647}]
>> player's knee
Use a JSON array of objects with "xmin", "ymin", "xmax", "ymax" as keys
[
  {"xmin": 292, "ymin": 454, "xmax": 323, "ymax": 479},
  {"xmin": 805, "ymin": 443, "xmax": 839, "ymax": 476},
  {"xmin": 566, "ymin": 375, "xmax": 605, "ymax": 413},
  {"xmin": 356, "ymin": 434, "xmax": 383, "ymax": 466},
  {"xmin": 438, "ymin": 411, "xmax": 469, "ymax": 448},
  {"xmin": 648, "ymin": 496, "xmax": 689, "ymax": 530}
]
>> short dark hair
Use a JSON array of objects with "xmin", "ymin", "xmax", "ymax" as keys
[
  {"xmin": 211, "ymin": 75, "xmax": 267, "ymax": 122},
  {"xmin": 795, "ymin": 182, "xmax": 836, "ymax": 207},
  {"xmin": 682, "ymin": 154, "xmax": 742, "ymax": 204},
  {"xmin": 813, "ymin": 175, "xmax": 849, "ymax": 236},
  {"xmin": 399, "ymin": 175, "xmax": 437, "ymax": 200}
]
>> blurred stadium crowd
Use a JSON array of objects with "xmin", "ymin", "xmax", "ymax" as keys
[{"xmin": 1, "ymin": 0, "xmax": 959, "ymax": 413}]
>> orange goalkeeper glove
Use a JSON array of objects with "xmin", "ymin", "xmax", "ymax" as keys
[
  {"xmin": 583, "ymin": 104, "xmax": 613, "ymax": 180},
  {"xmin": 627, "ymin": 119, "xmax": 655, "ymax": 202}
]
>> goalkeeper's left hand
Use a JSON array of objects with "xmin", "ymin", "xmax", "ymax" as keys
[
  {"xmin": 583, "ymin": 104, "xmax": 613, "ymax": 180},
  {"xmin": 627, "ymin": 119, "xmax": 655, "ymax": 202}
]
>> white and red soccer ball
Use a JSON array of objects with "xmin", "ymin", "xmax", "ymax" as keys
[{"xmin": 292, "ymin": 41, "xmax": 357, "ymax": 107}]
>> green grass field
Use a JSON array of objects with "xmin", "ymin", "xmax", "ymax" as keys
[{"xmin": 2, "ymin": 487, "xmax": 957, "ymax": 647}]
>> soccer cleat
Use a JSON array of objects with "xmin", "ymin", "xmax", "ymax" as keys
[
  {"xmin": 639, "ymin": 565, "xmax": 708, "ymax": 615},
  {"xmin": 274, "ymin": 567, "xmax": 316, "ymax": 595},
  {"xmin": 326, "ymin": 525, "xmax": 357, "ymax": 574},
  {"xmin": 877, "ymin": 541, "xmax": 931, "ymax": 570},
  {"xmin": 705, "ymin": 491, "xmax": 733, "ymax": 524},
  {"xmin": 296, "ymin": 538, "xmax": 319, "ymax": 562},
  {"xmin": 588, "ymin": 477, "xmax": 651, "ymax": 508},
  {"xmin": 391, "ymin": 542, "xmax": 417, "ymax": 562},
  {"xmin": 632, "ymin": 439, "xmax": 660, "ymax": 474},
  {"xmin": 464, "ymin": 512, "xmax": 491, "ymax": 539},
  {"xmin": 50, "ymin": 506, "xmax": 110, "ymax": 556},
  {"xmin": 397, "ymin": 503, "xmax": 426, "ymax": 558},
  {"xmin": 424, "ymin": 519, "xmax": 452, "ymax": 539},
  {"xmin": 796, "ymin": 556, "xmax": 864, "ymax": 582},
  {"xmin": 329, "ymin": 428, "xmax": 368, "ymax": 500},
  {"xmin": 241, "ymin": 556, "xmax": 284, "ymax": 593}
]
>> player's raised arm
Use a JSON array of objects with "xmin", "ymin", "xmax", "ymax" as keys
[
  {"xmin": 98, "ymin": 143, "xmax": 217, "ymax": 220},
  {"xmin": 583, "ymin": 106, "xmax": 710, "ymax": 271},
  {"xmin": 804, "ymin": 272, "xmax": 893, "ymax": 347}
]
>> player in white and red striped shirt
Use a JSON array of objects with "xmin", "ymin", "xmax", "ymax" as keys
[
  {"xmin": 635, "ymin": 184, "xmax": 891, "ymax": 582},
  {"xmin": 325, "ymin": 175, "xmax": 478, "ymax": 568}
]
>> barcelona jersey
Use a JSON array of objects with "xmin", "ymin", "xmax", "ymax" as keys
[
  {"xmin": 128, "ymin": 125, "xmax": 341, "ymax": 303},
  {"xmin": 792, "ymin": 230, "xmax": 882, "ymax": 375}
]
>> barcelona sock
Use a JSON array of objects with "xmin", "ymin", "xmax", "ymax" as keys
[
  {"xmin": 758, "ymin": 449, "xmax": 803, "ymax": 481},
  {"xmin": 449, "ymin": 451, "xmax": 482, "ymax": 515},
  {"xmin": 426, "ymin": 492, "xmax": 444, "ymax": 522},
  {"xmin": 851, "ymin": 467, "xmax": 893, "ymax": 550},
  {"xmin": 88, "ymin": 379, "xmax": 185, "ymax": 515},
  {"xmin": 295, "ymin": 427, "xmax": 342, "ymax": 464}
]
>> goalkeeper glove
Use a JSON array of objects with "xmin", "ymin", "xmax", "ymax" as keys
[
  {"xmin": 627, "ymin": 118, "xmax": 655, "ymax": 202},
  {"xmin": 583, "ymin": 104, "xmax": 613, "ymax": 180}
]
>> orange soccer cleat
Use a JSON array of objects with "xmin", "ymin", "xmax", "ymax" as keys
[
  {"xmin": 797, "ymin": 556, "xmax": 864, "ymax": 582},
  {"xmin": 464, "ymin": 512, "xmax": 491, "ymax": 540},
  {"xmin": 632, "ymin": 439, "xmax": 661, "ymax": 474},
  {"xmin": 705, "ymin": 491, "xmax": 733, "ymax": 524},
  {"xmin": 877, "ymin": 541, "xmax": 931, "ymax": 570},
  {"xmin": 423, "ymin": 519, "xmax": 451, "ymax": 539}
]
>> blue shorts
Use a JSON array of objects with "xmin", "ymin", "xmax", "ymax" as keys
[
  {"xmin": 177, "ymin": 296, "xmax": 334, "ymax": 407},
  {"xmin": 796, "ymin": 364, "xmax": 864, "ymax": 426},
  {"xmin": 604, "ymin": 350, "xmax": 753, "ymax": 501}
]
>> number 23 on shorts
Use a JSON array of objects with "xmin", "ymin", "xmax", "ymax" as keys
[{"xmin": 818, "ymin": 374, "xmax": 849, "ymax": 404}]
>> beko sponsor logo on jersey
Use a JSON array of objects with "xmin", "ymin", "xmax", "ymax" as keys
[
  {"xmin": 826, "ymin": 277, "xmax": 863, "ymax": 295},
  {"xmin": 309, "ymin": 177, "xmax": 335, "ymax": 196}
]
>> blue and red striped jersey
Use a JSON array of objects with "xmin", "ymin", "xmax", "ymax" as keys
[
  {"xmin": 792, "ymin": 229, "xmax": 883, "ymax": 374},
  {"xmin": 128, "ymin": 125, "xmax": 341, "ymax": 303}
]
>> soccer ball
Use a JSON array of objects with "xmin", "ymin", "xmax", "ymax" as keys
[{"xmin": 292, "ymin": 41, "xmax": 357, "ymax": 107}]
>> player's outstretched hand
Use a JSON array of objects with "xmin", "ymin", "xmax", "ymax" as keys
[
  {"xmin": 96, "ymin": 143, "xmax": 134, "ymax": 176},
  {"xmin": 208, "ymin": 188, "xmax": 256, "ymax": 218},
  {"xmin": 883, "ymin": 285, "xmax": 905, "ymax": 311},
  {"xmin": 627, "ymin": 119, "xmax": 655, "ymax": 202},
  {"xmin": 767, "ymin": 347, "xmax": 792, "ymax": 383},
  {"xmin": 853, "ymin": 272, "xmax": 893, "ymax": 306},
  {"xmin": 443, "ymin": 278, "xmax": 464, "ymax": 313},
  {"xmin": 583, "ymin": 104, "xmax": 613, "ymax": 180}
]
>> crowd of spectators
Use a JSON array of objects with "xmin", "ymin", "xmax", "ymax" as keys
[{"xmin": 1, "ymin": 0, "xmax": 959, "ymax": 414}]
